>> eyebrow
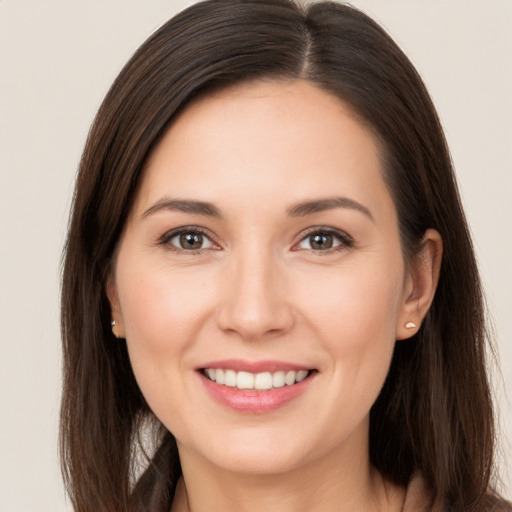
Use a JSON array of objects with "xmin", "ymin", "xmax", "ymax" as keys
[
  {"xmin": 287, "ymin": 197, "xmax": 374, "ymax": 221},
  {"xmin": 142, "ymin": 196, "xmax": 373, "ymax": 221},
  {"xmin": 142, "ymin": 199, "xmax": 222, "ymax": 218}
]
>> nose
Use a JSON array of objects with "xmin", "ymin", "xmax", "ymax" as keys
[{"xmin": 216, "ymin": 250, "xmax": 294, "ymax": 341}]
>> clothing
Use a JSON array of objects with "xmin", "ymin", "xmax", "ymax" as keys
[
  {"xmin": 402, "ymin": 473, "xmax": 441, "ymax": 512},
  {"xmin": 402, "ymin": 474, "xmax": 512, "ymax": 512}
]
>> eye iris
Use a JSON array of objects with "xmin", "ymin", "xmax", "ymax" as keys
[
  {"xmin": 310, "ymin": 233, "xmax": 333, "ymax": 250},
  {"xmin": 180, "ymin": 232, "xmax": 203, "ymax": 249}
]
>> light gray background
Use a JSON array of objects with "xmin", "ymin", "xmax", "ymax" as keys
[{"xmin": 0, "ymin": 1, "xmax": 510, "ymax": 510}]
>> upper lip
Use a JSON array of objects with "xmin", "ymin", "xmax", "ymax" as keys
[{"xmin": 197, "ymin": 359, "xmax": 313, "ymax": 373}]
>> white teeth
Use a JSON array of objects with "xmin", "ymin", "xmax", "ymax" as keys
[
  {"xmin": 204, "ymin": 368, "xmax": 310, "ymax": 390},
  {"xmin": 237, "ymin": 371, "xmax": 254, "ymax": 389},
  {"xmin": 254, "ymin": 372, "xmax": 273, "ymax": 390},
  {"xmin": 285, "ymin": 371, "xmax": 297, "ymax": 386},
  {"xmin": 215, "ymin": 368, "xmax": 225, "ymax": 385},
  {"xmin": 272, "ymin": 371, "xmax": 286, "ymax": 388},
  {"xmin": 224, "ymin": 369, "xmax": 237, "ymax": 387},
  {"xmin": 296, "ymin": 370, "xmax": 308, "ymax": 382}
]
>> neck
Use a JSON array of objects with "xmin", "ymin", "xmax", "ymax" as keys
[{"xmin": 170, "ymin": 433, "xmax": 404, "ymax": 512}]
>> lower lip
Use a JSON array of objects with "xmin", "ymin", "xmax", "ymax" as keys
[{"xmin": 199, "ymin": 372, "xmax": 315, "ymax": 413}]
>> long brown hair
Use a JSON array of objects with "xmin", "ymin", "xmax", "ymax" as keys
[{"xmin": 60, "ymin": 1, "xmax": 509, "ymax": 510}]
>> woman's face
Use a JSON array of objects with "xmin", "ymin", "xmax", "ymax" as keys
[{"xmin": 109, "ymin": 80, "xmax": 417, "ymax": 475}]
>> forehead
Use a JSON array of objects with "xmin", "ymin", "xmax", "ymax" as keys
[{"xmin": 133, "ymin": 79, "xmax": 392, "ymax": 220}]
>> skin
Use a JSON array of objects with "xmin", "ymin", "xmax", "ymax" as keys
[{"xmin": 108, "ymin": 80, "xmax": 442, "ymax": 511}]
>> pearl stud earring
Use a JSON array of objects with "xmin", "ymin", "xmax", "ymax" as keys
[
  {"xmin": 111, "ymin": 319, "xmax": 119, "ymax": 338},
  {"xmin": 405, "ymin": 322, "xmax": 416, "ymax": 329}
]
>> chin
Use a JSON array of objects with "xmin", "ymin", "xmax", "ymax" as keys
[
  {"xmin": 176, "ymin": 421, "xmax": 343, "ymax": 477},
  {"xmin": 207, "ymin": 443, "xmax": 310, "ymax": 476}
]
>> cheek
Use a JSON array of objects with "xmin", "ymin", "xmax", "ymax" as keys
[
  {"xmin": 114, "ymin": 265, "xmax": 222, "ymax": 431},
  {"xmin": 115, "ymin": 264, "xmax": 216, "ymax": 383},
  {"xmin": 295, "ymin": 259, "xmax": 403, "ymax": 403},
  {"xmin": 119, "ymin": 264, "xmax": 209, "ymax": 335},
  {"xmin": 300, "ymin": 259, "xmax": 404, "ymax": 344}
]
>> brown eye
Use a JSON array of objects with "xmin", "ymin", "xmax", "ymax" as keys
[
  {"xmin": 179, "ymin": 232, "xmax": 204, "ymax": 250},
  {"xmin": 296, "ymin": 229, "xmax": 349, "ymax": 252},
  {"xmin": 309, "ymin": 233, "xmax": 334, "ymax": 250},
  {"xmin": 167, "ymin": 230, "xmax": 215, "ymax": 251}
]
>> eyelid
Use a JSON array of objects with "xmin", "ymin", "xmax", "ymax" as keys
[
  {"xmin": 157, "ymin": 224, "xmax": 353, "ymax": 254},
  {"xmin": 292, "ymin": 226, "xmax": 354, "ymax": 252},
  {"xmin": 158, "ymin": 225, "xmax": 221, "ymax": 253}
]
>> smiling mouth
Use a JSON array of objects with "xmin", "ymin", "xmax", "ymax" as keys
[{"xmin": 201, "ymin": 368, "xmax": 315, "ymax": 391}]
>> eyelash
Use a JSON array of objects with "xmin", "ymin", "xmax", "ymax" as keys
[
  {"xmin": 158, "ymin": 226, "xmax": 354, "ymax": 254},
  {"xmin": 293, "ymin": 226, "xmax": 354, "ymax": 254},
  {"xmin": 158, "ymin": 226, "xmax": 219, "ymax": 254}
]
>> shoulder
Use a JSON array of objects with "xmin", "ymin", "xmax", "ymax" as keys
[
  {"xmin": 403, "ymin": 473, "xmax": 512, "ymax": 512},
  {"xmin": 479, "ymin": 493, "xmax": 512, "ymax": 512},
  {"xmin": 402, "ymin": 472, "xmax": 441, "ymax": 512}
]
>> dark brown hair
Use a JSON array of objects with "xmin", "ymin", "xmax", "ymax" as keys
[{"xmin": 60, "ymin": 1, "xmax": 510, "ymax": 510}]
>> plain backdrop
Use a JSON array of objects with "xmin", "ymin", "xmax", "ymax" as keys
[{"xmin": 0, "ymin": 1, "xmax": 510, "ymax": 510}]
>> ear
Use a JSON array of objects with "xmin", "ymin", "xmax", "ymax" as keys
[
  {"xmin": 396, "ymin": 229, "xmax": 443, "ymax": 340},
  {"xmin": 106, "ymin": 273, "xmax": 125, "ymax": 339}
]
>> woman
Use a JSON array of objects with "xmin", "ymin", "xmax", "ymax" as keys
[{"xmin": 60, "ymin": 0, "xmax": 511, "ymax": 510}]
